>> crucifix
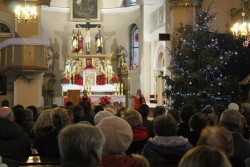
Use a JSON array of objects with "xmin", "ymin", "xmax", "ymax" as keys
[{"xmin": 76, "ymin": 20, "xmax": 101, "ymax": 55}]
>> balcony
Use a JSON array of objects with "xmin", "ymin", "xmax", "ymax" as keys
[{"xmin": 0, "ymin": 38, "xmax": 50, "ymax": 75}]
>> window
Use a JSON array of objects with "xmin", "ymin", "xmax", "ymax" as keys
[
  {"xmin": 130, "ymin": 25, "xmax": 139, "ymax": 68},
  {"xmin": 0, "ymin": 23, "xmax": 10, "ymax": 33},
  {"xmin": 129, "ymin": 0, "xmax": 137, "ymax": 6}
]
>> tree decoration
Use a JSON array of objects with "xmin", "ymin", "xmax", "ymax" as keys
[{"xmin": 162, "ymin": 3, "xmax": 236, "ymax": 109}]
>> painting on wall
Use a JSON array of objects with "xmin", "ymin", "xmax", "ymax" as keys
[
  {"xmin": 70, "ymin": 0, "xmax": 100, "ymax": 22},
  {"xmin": 83, "ymin": 70, "xmax": 96, "ymax": 86}
]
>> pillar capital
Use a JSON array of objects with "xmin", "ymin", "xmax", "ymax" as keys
[{"xmin": 169, "ymin": 0, "xmax": 203, "ymax": 7}]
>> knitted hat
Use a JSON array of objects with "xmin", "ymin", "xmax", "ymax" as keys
[
  {"xmin": 228, "ymin": 103, "xmax": 239, "ymax": 111},
  {"xmin": 97, "ymin": 116, "xmax": 133, "ymax": 154},
  {"xmin": 0, "ymin": 107, "xmax": 14, "ymax": 121},
  {"xmin": 94, "ymin": 111, "xmax": 113, "ymax": 125}
]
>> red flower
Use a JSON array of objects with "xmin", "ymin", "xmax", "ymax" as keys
[
  {"xmin": 110, "ymin": 76, "xmax": 119, "ymax": 84},
  {"xmin": 60, "ymin": 77, "xmax": 69, "ymax": 84},
  {"xmin": 99, "ymin": 96, "xmax": 112, "ymax": 106},
  {"xmin": 74, "ymin": 74, "xmax": 83, "ymax": 85},
  {"xmin": 96, "ymin": 74, "xmax": 106, "ymax": 85}
]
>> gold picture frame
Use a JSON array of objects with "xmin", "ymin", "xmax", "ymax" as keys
[
  {"xmin": 70, "ymin": 0, "xmax": 101, "ymax": 22},
  {"xmin": 83, "ymin": 70, "xmax": 96, "ymax": 86}
]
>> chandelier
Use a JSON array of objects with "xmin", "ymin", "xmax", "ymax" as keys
[
  {"xmin": 230, "ymin": 1, "xmax": 250, "ymax": 38},
  {"xmin": 14, "ymin": 0, "xmax": 37, "ymax": 23}
]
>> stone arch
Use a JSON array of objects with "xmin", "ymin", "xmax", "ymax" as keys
[{"xmin": 0, "ymin": 12, "xmax": 15, "ymax": 37}]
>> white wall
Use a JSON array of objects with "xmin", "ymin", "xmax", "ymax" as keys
[{"xmin": 41, "ymin": 4, "xmax": 140, "ymax": 106}]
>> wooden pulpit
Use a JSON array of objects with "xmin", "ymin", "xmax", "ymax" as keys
[{"xmin": 67, "ymin": 90, "xmax": 80, "ymax": 105}]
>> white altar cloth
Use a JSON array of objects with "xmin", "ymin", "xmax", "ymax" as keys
[{"xmin": 62, "ymin": 84, "xmax": 117, "ymax": 93}]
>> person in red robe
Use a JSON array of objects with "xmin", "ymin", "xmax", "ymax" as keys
[
  {"xmin": 133, "ymin": 89, "xmax": 146, "ymax": 110},
  {"xmin": 84, "ymin": 58, "xmax": 95, "ymax": 70},
  {"xmin": 79, "ymin": 90, "xmax": 91, "ymax": 104}
]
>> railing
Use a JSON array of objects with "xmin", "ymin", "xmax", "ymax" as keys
[{"xmin": 0, "ymin": 38, "xmax": 50, "ymax": 75}]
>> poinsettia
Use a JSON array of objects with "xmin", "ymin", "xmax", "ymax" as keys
[
  {"xmin": 110, "ymin": 76, "xmax": 119, "ymax": 84},
  {"xmin": 74, "ymin": 74, "xmax": 83, "ymax": 85},
  {"xmin": 60, "ymin": 77, "xmax": 69, "ymax": 84},
  {"xmin": 99, "ymin": 96, "xmax": 111, "ymax": 106},
  {"xmin": 96, "ymin": 74, "xmax": 106, "ymax": 85}
]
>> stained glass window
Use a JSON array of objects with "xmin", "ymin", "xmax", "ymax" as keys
[
  {"xmin": 129, "ymin": 0, "xmax": 137, "ymax": 6},
  {"xmin": 130, "ymin": 25, "xmax": 139, "ymax": 67},
  {"xmin": 0, "ymin": 23, "xmax": 10, "ymax": 33}
]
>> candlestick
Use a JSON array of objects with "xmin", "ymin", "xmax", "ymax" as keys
[{"xmin": 121, "ymin": 83, "xmax": 123, "ymax": 95}]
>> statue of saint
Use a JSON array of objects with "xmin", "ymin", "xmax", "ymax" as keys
[
  {"xmin": 85, "ymin": 28, "xmax": 91, "ymax": 54},
  {"xmin": 72, "ymin": 30, "xmax": 78, "ymax": 53},
  {"xmin": 77, "ymin": 30, "xmax": 84, "ymax": 53},
  {"xmin": 105, "ymin": 59, "xmax": 114, "ymax": 84},
  {"xmin": 95, "ymin": 29, "xmax": 103, "ymax": 53},
  {"xmin": 46, "ymin": 46, "xmax": 54, "ymax": 74},
  {"xmin": 117, "ymin": 46, "xmax": 127, "ymax": 73},
  {"xmin": 95, "ymin": 59, "xmax": 105, "ymax": 76}
]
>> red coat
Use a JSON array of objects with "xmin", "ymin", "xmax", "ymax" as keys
[{"xmin": 133, "ymin": 96, "xmax": 146, "ymax": 110}]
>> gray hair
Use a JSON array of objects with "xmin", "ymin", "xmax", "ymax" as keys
[
  {"xmin": 219, "ymin": 109, "xmax": 242, "ymax": 132},
  {"xmin": 58, "ymin": 124, "xmax": 105, "ymax": 167}
]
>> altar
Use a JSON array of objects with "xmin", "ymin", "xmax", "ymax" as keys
[{"xmin": 60, "ymin": 26, "xmax": 127, "ymax": 107}]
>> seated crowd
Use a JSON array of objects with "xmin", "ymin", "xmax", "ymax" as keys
[{"xmin": 1, "ymin": 99, "xmax": 250, "ymax": 167}]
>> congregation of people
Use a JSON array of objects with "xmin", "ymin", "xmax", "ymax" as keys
[{"xmin": 1, "ymin": 97, "xmax": 250, "ymax": 167}]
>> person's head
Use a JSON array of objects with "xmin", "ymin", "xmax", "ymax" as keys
[
  {"xmin": 72, "ymin": 105, "xmax": 84, "ymax": 123},
  {"xmin": 83, "ymin": 90, "xmax": 88, "ymax": 96},
  {"xmin": 27, "ymin": 105, "xmax": 38, "ymax": 121},
  {"xmin": 0, "ymin": 107, "xmax": 14, "ymax": 121},
  {"xmin": 189, "ymin": 113, "xmax": 209, "ymax": 131},
  {"xmin": 86, "ymin": 58, "xmax": 92, "ymax": 66},
  {"xmin": 97, "ymin": 116, "xmax": 133, "ymax": 154},
  {"xmin": 153, "ymin": 105, "xmax": 166, "ymax": 118},
  {"xmin": 51, "ymin": 107, "xmax": 72, "ymax": 128},
  {"xmin": 178, "ymin": 146, "xmax": 232, "ymax": 167},
  {"xmin": 12, "ymin": 104, "xmax": 24, "ymax": 111},
  {"xmin": 93, "ymin": 105, "xmax": 104, "ymax": 114},
  {"xmin": 65, "ymin": 101, "xmax": 73, "ymax": 109},
  {"xmin": 116, "ymin": 107, "xmax": 127, "ymax": 117},
  {"xmin": 24, "ymin": 108, "xmax": 34, "ymax": 122},
  {"xmin": 104, "ymin": 107, "xmax": 115, "ymax": 115},
  {"xmin": 14, "ymin": 108, "xmax": 27, "ymax": 125},
  {"xmin": 94, "ymin": 111, "xmax": 113, "ymax": 125},
  {"xmin": 197, "ymin": 126, "xmax": 233, "ymax": 157},
  {"xmin": 228, "ymin": 103, "xmax": 239, "ymax": 111},
  {"xmin": 154, "ymin": 114, "xmax": 178, "ymax": 137},
  {"xmin": 219, "ymin": 109, "xmax": 242, "ymax": 132},
  {"xmin": 32, "ymin": 109, "xmax": 52, "ymax": 135},
  {"xmin": 138, "ymin": 104, "xmax": 150, "ymax": 118},
  {"xmin": 136, "ymin": 89, "xmax": 142, "ymax": 96},
  {"xmin": 122, "ymin": 108, "xmax": 142, "ymax": 128},
  {"xmin": 180, "ymin": 104, "xmax": 197, "ymax": 123},
  {"xmin": 213, "ymin": 103, "xmax": 226, "ymax": 117},
  {"xmin": 1, "ymin": 99, "xmax": 9, "ymax": 107},
  {"xmin": 168, "ymin": 108, "xmax": 180, "ymax": 122},
  {"xmin": 58, "ymin": 124, "xmax": 105, "ymax": 167}
]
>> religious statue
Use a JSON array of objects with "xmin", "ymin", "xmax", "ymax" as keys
[
  {"xmin": 72, "ymin": 30, "xmax": 78, "ymax": 53},
  {"xmin": 84, "ymin": 58, "xmax": 95, "ymax": 70},
  {"xmin": 95, "ymin": 59, "xmax": 105, "ymax": 76},
  {"xmin": 46, "ymin": 46, "xmax": 54, "ymax": 74},
  {"xmin": 85, "ymin": 28, "xmax": 91, "ymax": 54},
  {"xmin": 77, "ymin": 30, "xmax": 84, "ymax": 53},
  {"xmin": 117, "ymin": 46, "xmax": 127, "ymax": 73},
  {"xmin": 105, "ymin": 53, "xmax": 114, "ymax": 84},
  {"xmin": 95, "ymin": 29, "xmax": 103, "ymax": 53}
]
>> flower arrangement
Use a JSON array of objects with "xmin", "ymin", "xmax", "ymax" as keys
[
  {"xmin": 60, "ymin": 77, "xmax": 69, "ymax": 84},
  {"xmin": 74, "ymin": 74, "xmax": 83, "ymax": 85},
  {"xmin": 96, "ymin": 74, "xmax": 106, "ymax": 85},
  {"xmin": 99, "ymin": 96, "xmax": 111, "ymax": 106},
  {"xmin": 110, "ymin": 76, "xmax": 119, "ymax": 84}
]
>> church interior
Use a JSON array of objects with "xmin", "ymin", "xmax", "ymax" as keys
[{"xmin": 0, "ymin": 0, "xmax": 249, "ymax": 108}]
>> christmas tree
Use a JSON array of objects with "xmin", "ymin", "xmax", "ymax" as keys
[{"xmin": 163, "ymin": 5, "xmax": 236, "ymax": 110}]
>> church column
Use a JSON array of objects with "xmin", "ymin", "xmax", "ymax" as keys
[
  {"xmin": 14, "ymin": 73, "xmax": 44, "ymax": 107},
  {"xmin": 139, "ymin": 0, "xmax": 164, "ymax": 102},
  {"xmin": 168, "ymin": 0, "xmax": 203, "ymax": 35}
]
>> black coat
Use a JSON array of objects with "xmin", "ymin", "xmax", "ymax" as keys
[
  {"xmin": 0, "ymin": 119, "xmax": 31, "ymax": 160},
  {"xmin": 233, "ymin": 132, "xmax": 250, "ymax": 164}
]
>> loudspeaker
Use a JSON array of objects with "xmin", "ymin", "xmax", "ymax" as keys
[{"xmin": 0, "ymin": 76, "xmax": 7, "ymax": 95}]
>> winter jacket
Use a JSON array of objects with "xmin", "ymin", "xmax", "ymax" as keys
[
  {"xmin": 141, "ymin": 136, "xmax": 192, "ymax": 167},
  {"xmin": 126, "ymin": 126, "xmax": 148, "ymax": 155},
  {"xmin": 0, "ymin": 119, "xmax": 31, "ymax": 161}
]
